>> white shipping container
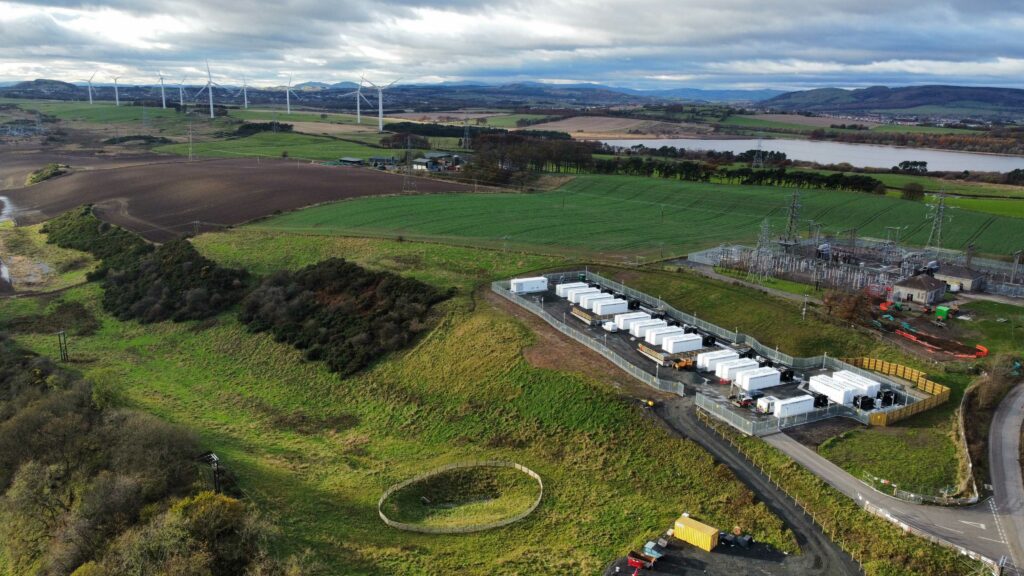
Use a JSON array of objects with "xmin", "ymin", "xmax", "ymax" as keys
[
  {"xmin": 809, "ymin": 375, "xmax": 856, "ymax": 405},
  {"xmin": 756, "ymin": 396, "xmax": 778, "ymax": 414},
  {"xmin": 593, "ymin": 299, "xmax": 629, "ymax": 316},
  {"xmin": 645, "ymin": 326, "xmax": 686, "ymax": 346},
  {"xmin": 832, "ymin": 370, "xmax": 881, "ymax": 397},
  {"xmin": 705, "ymin": 351, "xmax": 741, "ymax": 372},
  {"xmin": 555, "ymin": 282, "xmax": 588, "ymax": 297},
  {"xmin": 736, "ymin": 367, "xmax": 781, "ymax": 392},
  {"xmin": 662, "ymin": 333, "xmax": 702, "ymax": 354},
  {"xmin": 567, "ymin": 287, "xmax": 601, "ymax": 304},
  {"xmin": 615, "ymin": 312, "xmax": 650, "ymax": 330},
  {"xmin": 510, "ymin": 276, "xmax": 548, "ymax": 294},
  {"xmin": 774, "ymin": 395, "xmax": 816, "ymax": 418},
  {"xmin": 580, "ymin": 293, "xmax": 614, "ymax": 310},
  {"xmin": 630, "ymin": 319, "xmax": 666, "ymax": 338},
  {"xmin": 715, "ymin": 358, "xmax": 760, "ymax": 380},
  {"xmin": 696, "ymin": 349, "xmax": 739, "ymax": 370}
]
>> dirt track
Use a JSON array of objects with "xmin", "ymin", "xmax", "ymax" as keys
[{"xmin": 4, "ymin": 157, "xmax": 472, "ymax": 242}]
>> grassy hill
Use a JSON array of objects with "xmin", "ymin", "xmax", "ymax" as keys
[{"xmin": 764, "ymin": 85, "xmax": 1024, "ymax": 119}]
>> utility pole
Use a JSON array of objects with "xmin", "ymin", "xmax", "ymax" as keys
[
  {"xmin": 802, "ymin": 294, "xmax": 808, "ymax": 321},
  {"xmin": 965, "ymin": 242, "xmax": 976, "ymax": 269},
  {"xmin": 188, "ymin": 122, "xmax": 193, "ymax": 161}
]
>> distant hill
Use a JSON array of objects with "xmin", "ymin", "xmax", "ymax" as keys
[{"xmin": 763, "ymin": 85, "xmax": 1024, "ymax": 119}]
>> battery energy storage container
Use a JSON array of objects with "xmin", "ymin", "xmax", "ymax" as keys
[
  {"xmin": 630, "ymin": 319, "xmax": 667, "ymax": 338},
  {"xmin": 774, "ymin": 395, "xmax": 816, "ymax": 418},
  {"xmin": 705, "ymin": 351, "xmax": 742, "ymax": 372},
  {"xmin": 581, "ymin": 294, "xmax": 615, "ymax": 311},
  {"xmin": 696, "ymin": 349, "xmax": 739, "ymax": 370},
  {"xmin": 714, "ymin": 358, "xmax": 760, "ymax": 381},
  {"xmin": 661, "ymin": 333, "xmax": 702, "ymax": 354},
  {"xmin": 809, "ymin": 375, "xmax": 856, "ymax": 405},
  {"xmin": 735, "ymin": 367, "xmax": 781, "ymax": 392},
  {"xmin": 614, "ymin": 312, "xmax": 650, "ymax": 331},
  {"xmin": 567, "ymin": 287, "xmax": 601, "ymax": 304},
  {"xmin": 593, "ymin": 299, "xmax": 629, "ymax": 316},
  {"xmin": 510, "ymin": 276, "xmax": 548, "ymax": 294},
  {"xmin": 555, "ymin": 282, "xmax": 588, "ymax": 297},
  {"xmin": 832, "ymin": 370, "xmax": 881, "ymax": 397},
  {"xmin": 645, "ymin": 326, "xmax": 686, "ymax": 346}
]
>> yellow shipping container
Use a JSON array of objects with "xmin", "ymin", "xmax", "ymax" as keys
[{"xmin": 674, "ymin": 515, "xmax": 718, "ymax": 552}]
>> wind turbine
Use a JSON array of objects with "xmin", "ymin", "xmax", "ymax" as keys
[
  {"xmin": 158, "ymin": 71, "xmax": 167, "ymax": 108},
  {"xmin": 285, "ymin": 75, "xmax": 299, "ymax": 114},
  {"xmin": 361, "ymin": 76, "xmax": 397, "ymax": 133},
  {"xmin": 177, "ymin": 76, "xmax": 187, "ymax": 108},
  {"xmin": 234, "ymin": 75, "xmax": 249, "ymax": 109},
  {"xmin": 112, "ymin": 76, "xmax": 121, "ymax": 106},
  {"xmin": 193, "ymin": 60, "xmax": 222, "ymax": 119},
  {"xmin": 80, "ymin": 72, "xmax": 96, "ymax": 104},
  {"xmin": 340, "ymin": 80, "xmax": 371, "ymax": 124}
]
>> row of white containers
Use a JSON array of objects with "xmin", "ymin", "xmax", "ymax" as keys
[
  {"xmin": 758, "ymin": 395, "xmax": 817, "ymax": 418},
  {"xmin": 808, "ymin": 370, "xmax": 880, "ymax": 406},
  {"xmin": 696, "ymin": 349, "xmax": 781, "ymax": 391},
  {"xmin": 559, "ymin": 284, "xmax": 630, "ymax": 315}
]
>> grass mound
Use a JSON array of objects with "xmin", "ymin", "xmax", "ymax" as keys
[
  {"xmin": 25, "ymin": 162, "xmax": 66, "ymax": 185},
  {"xmin": 381, "ymin": 465, "xmax": 541, "ymax": 530}
]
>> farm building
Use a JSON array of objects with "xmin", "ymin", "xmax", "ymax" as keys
[
  {"xmin": 892, "ymin": 274, "xmax": 946, "ymax": 305},
  {"xmin": 933, "ymin": 264, "xmax": 985, "ymax": 292},
  {"xmin": 369, "ymin": 156, "xmax": 398, "ymax": 169},
  {"xmin": 338, "ymin": 157, "xmax": 364, "ymax": 166}
]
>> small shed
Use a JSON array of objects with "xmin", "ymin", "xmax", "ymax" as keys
[
  {"xmin": 892, "ymin": 274, "xmax": 946, "ymax": 305},
  {"xmin": 934, "ymin": 264, "xmax": 985, "ymax": 292}
]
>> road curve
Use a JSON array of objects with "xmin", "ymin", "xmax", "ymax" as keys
[
  {"xmin": 657, "ymin": 397, "xmax": 861, "ymax": 576},
  {"xmin": 990, "ymin": 383, "xmax": 1024, "ymax": 573}
]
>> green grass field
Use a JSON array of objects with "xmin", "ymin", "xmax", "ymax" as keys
[
  {"xmin": 1, "ymin": 232, "xmax": 797, "ymax": 574},
  {"xmin": 154, "ymin": 131, "xmax": 421, "ymax": 161},
  {"xmin": 250, "ymin": 174, "xmax": 1024, "ymax": 257},
  {"xmin": 0, "ymin": 222, "xmax": 96, "ymax": 292},
  {"xmin": 869, "ymin": 124, "xmax": 983, "ymax": 135},
  {"xmin": 718, "ymin": 115, "xmax": 980, "ymax": 136},
  {"xmin": 1, "ymin": 99, "xmax": 237, "ymax": 136}
]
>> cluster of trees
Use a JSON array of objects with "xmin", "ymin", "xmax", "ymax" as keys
[
  {"xmin": 42, "ymin": 205, "xmax": 152, "ymax": 278},
  {"xmin": 103, "ymin": 239, "xmax": 249, "ymax": 323},
  {"xmin": 0, "ymin": 335, "xmax": 302, "ymax": 575},
  {"xmin": 591, "ymin": 157, "xmax": 713, "ymax": 181},
  {"xmin": 893, "ymin": 160, "xmax": 928, "ymax": 173},
  {"xmin": 902, "ymin": 182, "xmax": 927, "ymax": 201},
  {"xmin": 464, "ymin": 134, "xmax": 596, "ymax": 185},
  {"xmin": 715, "ymin": 168, "xmax": 886, "ymax": 193},
  {"xmin": 379, "ymin": 132, "xmax": 430, "ymax": 149},
  {"xmin": 236, "ymin": 122, "xmax": 293, "ymax": 136},
  {"xmin": 829, "ymin": 123, "xmax": 870, "ymax": 130},
  {"xmin": 239, "ymin": 258, "xmax": 451, "ymax": 376},
  {"xmin": 597, "ymin": 143, "xmax": 788, "ymax": 166},
  {"xmin": 382, "ymin": 121, "xmax": 571, "ymax": 142},
  {"xmin": 101, "ymin": 134, "xmax": 172, "ymax": 145}
]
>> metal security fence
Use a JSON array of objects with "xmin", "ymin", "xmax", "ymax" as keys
[
  {"xmin": 492, "ymin": 282, "xmax": 686, "ymax": 397},
  {"xmin": 696, "ymin": 393, "xmax": 869, "ymax": 437},
  {"xmin": 378, "ymin": 460, "xmax": 543, "ymax": 534}
]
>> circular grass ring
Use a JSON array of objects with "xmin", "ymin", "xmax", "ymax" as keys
[{"xmin": 378, "ymin": 460, "xmax": 543, "ymax": 534}]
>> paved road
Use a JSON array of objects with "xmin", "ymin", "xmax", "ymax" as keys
[
  {"xmin": 989, "ymin": 383, "xmax": 1024, "ymax": 573},
  {"xmin": 763, "ymin": 432, "xmax": 1017, "ymax": 571},
  {"xmin": 656, "ymin": 398, "xmax": 862, "ymax": 576}
]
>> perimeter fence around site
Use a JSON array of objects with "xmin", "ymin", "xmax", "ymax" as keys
[{"xmin": 492, "ymin": 281, "xmax": 686, "ymax": 397}]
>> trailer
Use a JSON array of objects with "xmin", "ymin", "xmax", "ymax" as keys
[
  {"xmin": 630, "ymin": 319, "xmax": 667, "ymax": 338},
  {"xmin": 627, "ymin": 551, "xmax": 656, "ymax": 569},
  {"xmin": 566, "ymin": 287, "xmax": 601, "ymax": 304},
  {"xmin": 615, "ymin": 311, "xmax": 651, "ymax": 331},
  {"xmin": 662, "ymin": 333, "xmax": 702, "ymax": 354},
  {"xmin": 555, "ymin": 282, "xmax": 588, "ymax": 298},
  {"xmin": 714, "ymin": 358, "xmax": 760, "ymax": 381},
  {"xmin": 645, "ymin": 326, "xmax": 686, "ymax": 346},
  {"xmin": 696, "ymin": 349, "xmax": 739, "ymax": 370},
  {"xmin": 638, "ymin": 342, "xmax": 675, "ymax": 366},
  {"xmin": 593, "ymin": 298, "xmax": 629, "ymax": 316},
  {"xmin": 579, "ymin": 291, "xmax": 613, "ymax": 310},
  {"xmin": 831, "ymin": 370, "xmax": 881, "ymax": 397},
  {"xmin": 809, "ymin": 374, "xmax": 856, "ymax": 405},
  {"xmin": 571, "ymin": 306, "xmax": 596, "ymax": 325},
  {"xmin": 510, "ymin": 276, "xmax": 548, "ymax": 294},
  {"xmin": 774, "ymin": 395, "xmax": 816, "ymax": 418},
  {"xmin": 735, "ymin": 367, "xmax": 781, "ymax": 392}
]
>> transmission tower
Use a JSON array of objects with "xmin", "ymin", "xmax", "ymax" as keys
[
  {"xmin": 751, "ymin": 139, "xmax": 765, "ymax": 169},
  {"xmin": 462, "ymin": 119, "xmax": 471, "ymax": 150},
  {"xmin": 926, "ymin": 190, "xmax": 948, "ymax": 252},
  {"xmin": 747, "ymin": 219, "xmax": 773, "ymax": 283},
  {"xmin": 779, "ymin": 188, "xmax": 801, "ymax": 251},
  {"xmin": 402, "ymin": 135, "xmax": 416, "ymax": 193},
  {"xmin": 883, "ymin": 226, "xmax": 904, "ymax": 266}
]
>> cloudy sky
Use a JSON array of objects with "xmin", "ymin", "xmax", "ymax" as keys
[{"xmin": 2, "ymin": 0, "xmax": 1024, "ymax": 90}]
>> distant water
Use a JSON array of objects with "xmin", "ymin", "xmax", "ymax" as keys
[
  {"xmin": 601, "ymin": 138, "xmax": 1024, "ymax": 173},
  {"xmin": 0, "ymin": 196, "xmax": 13, "ymax": 222}
]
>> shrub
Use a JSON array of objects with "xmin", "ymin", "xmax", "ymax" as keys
[
  {"xmin": 41, "ymin": 206, "xmax": 152, "ymax": 278},
  {"xmin": 26, "ymin": 163, "xmax": 66, "ymax": 185}
]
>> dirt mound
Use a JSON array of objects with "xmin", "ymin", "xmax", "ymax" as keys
[{"xmin": 5, "ymin": 158, "xmax": 472, "ymax": 242}]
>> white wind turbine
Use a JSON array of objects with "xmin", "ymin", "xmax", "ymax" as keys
[
  {"xmin": 361, "ymin": 76, "xmax": 397, "ymax": 133},
  {"xmin": 177, "ymin": 76, "xmax": 187, "ymax": 108},
  {"xmin": 158, "ymin": 71, "xmax": 167, "ymax": 108},
  {"xmin": 193, "ymin": 60, "xmax": 223, "ymax": 119},
  {"xmin": 234, "ymin": 75, "xmax": 249, "ymax": 109},
  {"xmin": 112, "ymin": 76, "xmax": 121, "ymax": 106},
  {"xmin": 80, "ymin": 72, "xmax": 96, "ymax": 104},
  {"xmin": 340, "ymin": 80, "xmax": 371, "ymax": 124},
  {"xmin": 284, "ymin": 75, "xmax": 299, "ymax": 114}
]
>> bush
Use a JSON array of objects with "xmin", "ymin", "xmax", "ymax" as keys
[
  {"xmin": 41, "ymin": 206, "xmax": 152, "ymax": 278},
  {"xmin": 239, "ymin": 258, "xmax": 451, "ymax": 376},
  {"xmin": 102, "ymin": 239, "xmax": 249, "ymax": 323},
  {"xmin": 902, "ymin": 182, "xmax": 926, "ymax": 201},
  {"xmin": 236, "ymin": 122, "xmax": 293, "ymax": 137},
  {"xmin": 26, "ymin": 163, "xmax": 66, "ymax": 185}
]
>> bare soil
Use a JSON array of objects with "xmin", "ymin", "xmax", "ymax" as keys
[
  {"xmin": 523, "ymin": 116, "xmax": 710, "ymax": 139},
  {"xmin": 785, "ymin": 418, "xmax": 866, "ymax": 449},
  {"xmin": 4, "ymin": 157, "xmax": 473, "ymax": 242},
  {"xmin": 288, "ymin": 121, "xmax": 381, "ymax": 136},
  {"xmin": 392, "ymin": 111, "xmax": 503, "ymax": 122}
]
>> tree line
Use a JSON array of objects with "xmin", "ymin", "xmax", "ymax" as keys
[
  {"xmin": 383, "ymin": 121, "xmax": 571, "ymax": 141},
  {"xmin": 462, "ymin": 133, "xmax": 597, "ymax": 185}
]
